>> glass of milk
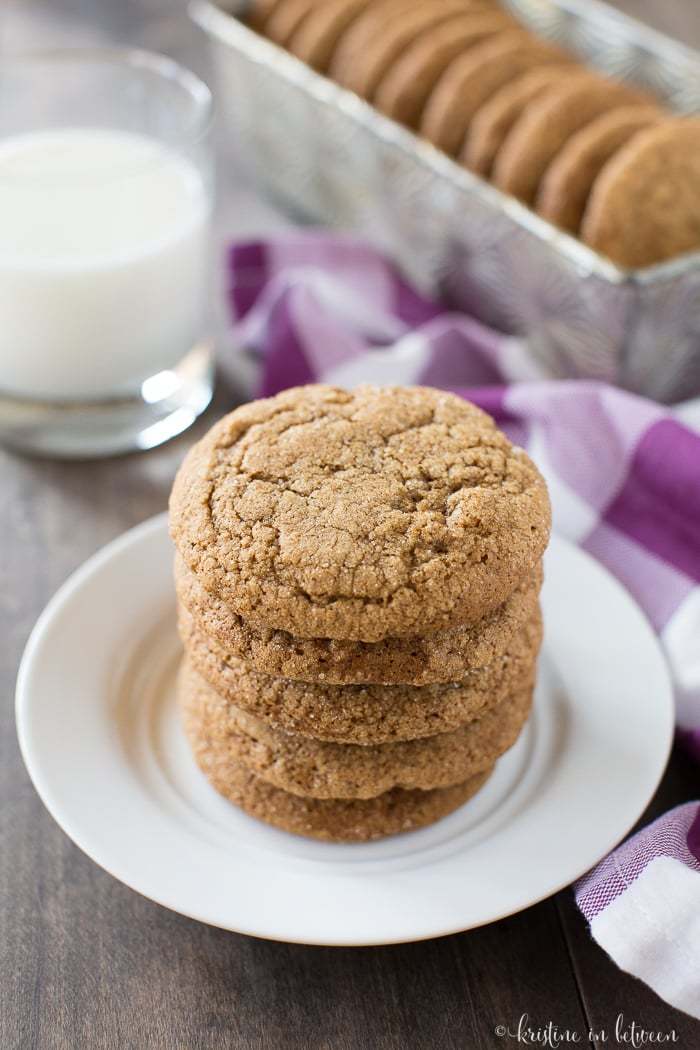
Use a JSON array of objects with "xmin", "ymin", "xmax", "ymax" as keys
[{"xmin": 0, "ymin": 50, "xmax": 214, "ymax": 458}]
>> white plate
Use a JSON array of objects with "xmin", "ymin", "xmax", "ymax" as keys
[{"xmin": 16, "ymin": 514, "xmax": 674, "ymax": 946}]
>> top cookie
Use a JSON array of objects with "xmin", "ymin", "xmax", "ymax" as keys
[{"xmin": 169, "ymin": 385, "xmax": 550, "ymax": 641}]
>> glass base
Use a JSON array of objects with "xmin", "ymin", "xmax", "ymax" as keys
[{"xmin": 0, "ymin": 343, "xmax": 214, "ymax": 459}]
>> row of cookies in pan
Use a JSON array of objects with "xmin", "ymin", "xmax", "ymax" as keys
[{"xmin": 245, "ymin": 0, "xmax": 700, "ymax": 269}]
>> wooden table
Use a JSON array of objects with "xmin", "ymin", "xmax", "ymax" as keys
[{"xmin": 2, "ymin": 2, "xmax": 700, "ymax": 1046}]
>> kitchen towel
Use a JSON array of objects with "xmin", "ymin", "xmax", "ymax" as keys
[{"xmin": 227, "ymin": 233, "xmax": 700, "ymax": 1018}]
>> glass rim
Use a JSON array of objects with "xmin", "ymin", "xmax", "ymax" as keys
[{"xmin": 0, "ymin": 47, "xmax": 213, "ymax": 180}]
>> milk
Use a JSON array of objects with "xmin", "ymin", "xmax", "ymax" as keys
[{"xmin": 0, "ymin": 128, "xmax": 210, "ymax": 401}]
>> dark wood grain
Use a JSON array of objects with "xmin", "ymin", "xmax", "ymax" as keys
[{"xmin": 2, "ymin": 2, "xmax": 700, "ymax": 1048}]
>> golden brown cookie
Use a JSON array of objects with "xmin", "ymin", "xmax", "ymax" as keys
[
  {"xmin": 465, "ymin": 66, "xmax": 574, "ymax": 176},
  {"xmin": 580, "ymin": 118, "xmax": 700, "ymax": 268},
  {"xmin": 188, "ymin": 755, "xmax": 493, "ymax": 842},
  {"xmin": 175, "ymin": 554, "xmax": 544, "ymax": 686},
  {"xmin": 330, "ymin": 0, "xmax": 491, "ymax": 87},
  {"xmin": 536, "ymin": 106, "xmax": 662, "ymax": 233},
  {"xmin": 421, "ymin": 32, "xmax": 569, "ymax": 156},
  {"xmin": 287, "ymin": 0, "xmax": 373, "ymax": 71},
  {"xmin": 492, "ymin": 73, "xmax": 652, "ymax": 205},
  {"xmin": 334, "ymin": 1, "xmax": 473, "ymax": 99},
  {"xmin": 178, "ymin": 659, "xmax": 533, "ymax": 799},
  {"xmin": 179, "ymin": 603, "xmax": 542, "ymax": 743},
  {"xmin": 170, "ymin": 384, "xmax": 551, "ymax": 642},
  {"xmin": 246, "ymin": 0, "xmax": 282, "ymax": 32},
  {"xmin": 265, "ymin": 0, "xmax": 325, "ymax": 46},
  {"xmin": 373, "ymin": 11, "xmax": 514, "ymax": 128}
]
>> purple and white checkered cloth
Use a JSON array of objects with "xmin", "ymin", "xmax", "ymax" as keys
[{"xmin": 226, "ymin": 233, "xmax": 700, "ymax": 1017}]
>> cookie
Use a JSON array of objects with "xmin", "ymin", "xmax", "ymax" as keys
[
  {"xmin": 330, "ymin": 0, "xmax": 491, "ymax": 88},
  {"xmin": 179, "ymin": 604, "xmax": 542, "ymax": 743},
  {"xmin": 175, "ymin": 554, "xmax": 544, "ymax": 686},
  {"xmin": 187, "ymin": 754, "xmax": 493, "ymax": 842},
  {"xmin": 334, "ymin": 1, "xmax": 475, "ymax": 99},
  {"xmin": 373, "ymin": 11, "xmax": 514, "ymax": 128},
  {"xmin": 287, "ymin": 0, "xmax": 373, "ymax": 71},
  {"xmin": 170, "ymin": 384, "xmax": 551, "ymax": 642},
  {"xmin": 580, "ymin": 118, "xmax": 700, "ymax": 268},
  {"xmin": 179, "ymin": 660, "xmax": 533, "ymax": 799},
  {"xmin": 492, "ymin": 73, "xmax": 652, "ymax": 205},
  {"xmin": 246, "ymin": 0, "xmax": 282, "ymax": 32},
  {"xmin": 536, "ymin": 106, "xmax": 662, "ymax": 234},
  {"xmin": 265, "ymin": 0, "xmax": 325, "ymax": 46},
  {"xmin": 421, "ymin": 32, "xmax": 569, "ymax": 156},
  {"xmin": 465, "ymin": 66, "xmax": 573, "ymax": 176}
]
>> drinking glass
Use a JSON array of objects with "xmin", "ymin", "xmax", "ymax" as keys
[{"xmin": 0, "ymin": 49, "xmax": 214, "ymax": 458}]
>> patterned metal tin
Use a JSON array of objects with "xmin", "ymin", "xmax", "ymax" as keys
[{"xmin": 192, "ymin": 0, "xmax": 700, "ymax": 400}]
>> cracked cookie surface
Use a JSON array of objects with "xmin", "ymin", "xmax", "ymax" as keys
[
  {"xmin": 170, "ymin": 385, "xmax": 550, "ymax": 642},
  {"xmin": 179, "ymin": 660, "xmax": 532, "ymax": 799},
  {"xmin": 179, "ymin": 603, "xmax": 542, "ymax": 744},
  {"xmin": 175, "ymin": 554, "xmax": 542, "ymax": 685}
]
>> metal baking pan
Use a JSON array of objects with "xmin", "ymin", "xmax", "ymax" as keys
[{"xmin": 192, "ymin": 0, "xmax": 700, "ymax": 400}]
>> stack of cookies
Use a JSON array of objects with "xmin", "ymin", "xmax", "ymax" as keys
[
  {"xmin": 246, "ymin": 0, "xmax": 700, "ymax": 269},
  {"xmin": 170, "ymin": 384, "xmax": 551, "ymax": 842}
]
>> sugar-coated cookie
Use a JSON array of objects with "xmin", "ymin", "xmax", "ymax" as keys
[
  {"xmin": 170, "ymin": 385, "xmax": 551, "ymax": 641},
  {"xmin": 330, "ymin": 0, "xmax": 495, "ymax": 87},
  {"xmin": 265, "ymin": 0, "xmax": 325, "ymax": 46},
  {"xmin": 287, "ymin": 0, "xmax": 373, "ymax": 71},
  {"xmin": 184, "ymin": 743, "xmax": 493, "ymax": 842},
  {"xmin": 175, "ymin": 555, "xmax": 544, "ymax": 685},
  {"xmin": 421, "ymin": 31, "xmax": 569, "ymax": 157},
  {"xmin": 373, "ymin": 11, "xmax": 514, "ymax": 127},
  {"xmin": 246, "ymin": 0, "xmax": 283, "ymax": 32},
  {"xmin": 581, "ymin": 118, "xmax": 700, "ymax": 268},
  {"xmin": 334, "ymin": 1, "xmax": 473, "ymax": 99},
  {"xmin": 492, "ymin": 73, "xmax": 651, "ymax": 205},
  {"xmin": 179, "ymin": 603, "xmax": 542, "ymax": 743},
  {"xmin": 464, "ymin": 66, "xmax": 573, "ymax": 176},
  {"xmin": 179, "ymin": 659, "xmax": 533, "ymax": 798},
  {"xmin": 536, "ymin": 106, "xmax": 661, "ymax": 233}
]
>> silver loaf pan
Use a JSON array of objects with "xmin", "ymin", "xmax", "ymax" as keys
[{"xmin": 192, "ymin": 0, "xmax": 700, "ymax": 401}]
